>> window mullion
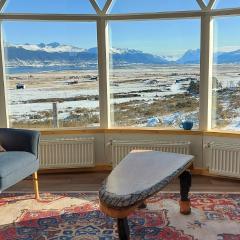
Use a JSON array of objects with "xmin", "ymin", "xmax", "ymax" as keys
[
  {"xmin": 89, "ymin": 0, "xmax": 102, "ymax": 16},
  {"xmin": 103, "ymin": 0, "xmax": 113, "ymax": 14},
  {"xmin": 196, "ymin": 0, "xmax": 207, "ymax": 10},
  {"xmin": 0, "ymin": 22, "xmax": 9, "ymax": 127},
  {"xmin": 0, "ymin": 0, "xmax": 7, "ymax": 12},
  {"xmin": 207, "ymin": 0, "xmax": 217, "ymax": 10},
  {"xmin": 199, "ymin": 13, "xmax": 213, "ymax": 131},
  {"xmin": 97, "ymin": 18, "xmax": 110, "ymax": 128}
]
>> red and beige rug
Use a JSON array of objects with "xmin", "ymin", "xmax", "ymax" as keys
[{"xmin": 0, "ymin": 192, "xmax": 239, "ymax": 240}]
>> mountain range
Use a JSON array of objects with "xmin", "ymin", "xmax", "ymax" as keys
[{"xmin": 5, "ymin": 42, "xmax": 240, "ymax": 67}]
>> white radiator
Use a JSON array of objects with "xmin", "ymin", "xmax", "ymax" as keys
[
  {"xmin": 209, "ymin": 143, "xmax": 240, "ymax": 178},
  {"xmin": 39, "ymin": 138, "xmax": 95, "ymax": 169},
  {"xmin": 110, "ymin": 140, "xmax": 191, "ymax": 168}
]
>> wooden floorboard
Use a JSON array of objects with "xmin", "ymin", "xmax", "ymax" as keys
[{"xmin": 6, "ymin": 172, "xmax": 240, "ymax": 193}]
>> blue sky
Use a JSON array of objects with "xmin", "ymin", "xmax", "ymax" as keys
[
  {"xmin": 214, "ymin": 16, "xmax": 240, "ymax": 52},
  {"xmin": 109, "ymin": 0, "xmax": 200, "ymax": 13},
  {"xmin": 214, "ymin": 0, "xmax": 240, "ymax": 9},
  {"xmin": 2, "ymin": 0, "xmax": 201, "ymax": 13},
  {"xmin": 109, "ymin": 20, "xmax": 200, "ymax": 57},
  {"xmin": 3, "ymin": 21, "xmax": 98, "ymax": 49},
  {"xmin": 2, "ymin": 0, "xmax": 240, "ymax": 57},
  {"xmin": 2, "ymin": 0, "xmax": 95, "ymax": 14}
]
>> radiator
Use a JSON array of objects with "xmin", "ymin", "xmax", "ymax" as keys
[
  {"xmin": 209, "ymin": 143, "xmax": 240, "ymax": 178},
  {"xmin": 39, "ymin": 138, "xmax": 95, "ymax": 169},
  {"xmin": 110, "ymin": 140, "xmax": 191, "ymax": 168}
]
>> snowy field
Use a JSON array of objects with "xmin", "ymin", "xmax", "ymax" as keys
[{"xmin": 6, "ymin": 64, "xmax": 240, "ymax": 130}]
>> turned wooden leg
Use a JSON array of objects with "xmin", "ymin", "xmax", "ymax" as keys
[
  {"xmin": 117, "ymin": 218, "xmax": 130, "ymax": 240},
  {"xmin": 33, "ymin": 172, "xmax": 40, "ymax": 200},
  {"xmin": 179, "ymin": 170, "xmax": 191, "ymax": 215}
]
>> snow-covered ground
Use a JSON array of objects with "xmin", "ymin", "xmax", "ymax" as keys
[
  {"xmin": 9, "ymin": 65, "xmax": 199, "ymax": 127},
  {"xmin": 8, "ymin": 72, "xmax": 191, "ymax": 123}
]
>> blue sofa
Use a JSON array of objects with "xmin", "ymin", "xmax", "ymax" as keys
[{"xmin": 0, "ymin": 128, "xmax": 40, "ymax": 199}]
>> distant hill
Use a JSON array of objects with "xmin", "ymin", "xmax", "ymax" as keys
[
  {"xmin": 111, "ymin": 49, "xmax": 168, "ymax": 64},
  {"xmin": 4, "ymin": 42, "xmax": 240, "ymax": 67},
  {"xmin": 177, "ymin": 48, "xmax": 240, "ymax": 64},
  {"xmin": 177, "ymin": 49, "xmax": 200, "ymax": 64},
  {"xmin": 215, "ymin": 49, "xmax": 240, "ymax": 63}
]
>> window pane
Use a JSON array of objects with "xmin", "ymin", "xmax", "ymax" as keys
[
  {"xmin": 109, "ymin": 19, "xmax": 200, "ymax": 129},
  {"xmin": 3, "ymin": 21, "xmax": 99, "ymax": 129},
  {"xmin": 2, "ymin": 0, "xmax": 95, "ymax": 14},
  {"xmin": 214, "ymin": 0, "xmax": 240, "ymax": 9},
  {"xmin": 110, "ymin": 0, "xmax": 200, "ymax": 14},
  {"xmin": 96, "ymin": 0, "xmax": 107, "ymax": 10},
  {"xmin": 202, "ymin": 0, "xmax": 208, "ymax": 5},
  {"xmin": 212, "ymin": 16, "xmax": 240, "ymax": 131}
]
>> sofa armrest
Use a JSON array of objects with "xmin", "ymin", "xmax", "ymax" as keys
[{"xmin": 0, "ymin": 128, "xmax": 40, "ymax": 157}]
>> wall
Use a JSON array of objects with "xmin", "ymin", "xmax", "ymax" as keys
[{"xmin": 40, "ymin": 130, "xmax": 205, "ymax": 168}]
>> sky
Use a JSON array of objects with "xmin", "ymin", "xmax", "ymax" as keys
[
  {"xmin": 214, "ymin": 16, "xmax": 240, "ymax": 52},
  {"xmin": 109, "ymin": 20, "xmax": 200, "ymax": 57},
  {"xmin": 2, "ymin": 0, "xmax": 240, "ymax": 57}
]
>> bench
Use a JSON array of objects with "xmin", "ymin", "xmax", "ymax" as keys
[{"xmin": 99, "ymin": 150, "xmax": 194, "ymax": 240}]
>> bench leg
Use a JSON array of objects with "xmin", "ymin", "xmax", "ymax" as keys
[
  {"xmin": 179, "ymin": 170, "xmax": 191, "ymax": 215},
  {"xmin": 33, "ymin": 172, "xmax": 40, "ymax": 200},
  {"xmin": 117, "ymin": 218, "xmax": 130, "ymax": 240}
]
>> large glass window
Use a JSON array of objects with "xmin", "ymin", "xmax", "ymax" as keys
[
  {"xmin": 109, "ymin": 0, "xmax": 200, "ymax": 14},
  {"xmin": 3, "ymin": 21, "xmax": 99, "ymax": 128},
  {"xmin": 212, "ymin": 16, "xmax": 240, "ymax": 131},
  {"xmin": 2, "ymin": 2, "xmax": 240, "ymax": 131},
  {"xmin": 109, "ymin": 19, "xmax": 200, "ymax": 128}
]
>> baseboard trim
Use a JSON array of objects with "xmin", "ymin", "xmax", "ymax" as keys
[
  {"xmin": 191, "ymin": 168, "xmax": 240, "ymax": 181},
  {"xmin": 39, "ymin": 164, "xmax": 112, "ymax": 174}
]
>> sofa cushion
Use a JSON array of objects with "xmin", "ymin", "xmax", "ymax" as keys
[
  {"xmin": 0, "ymin": 151, "xmax": 39, "ymax": 192},
  {"xmin": 0, "ymin": 151, "xmax": 37, "ymax": 178}
]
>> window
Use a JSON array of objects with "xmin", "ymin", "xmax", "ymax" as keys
[
  {"xmin": 109, "ymin": 19, "xmax": 200, "ymax": 128},
  {"xmin": 95, "ymin": 0, "xmax": 107, "ymax": 10},
  {"xmin": 109, "ymin": 0, "xmax": 200, "ymax": 14},
  {"xmin": 212, "ymin": 16, "xmax": 240, "ymax": 131},
  {"xmin": 1, "ymin": 1, "xmax": 240, "ymax": 131},
  {"xmin": 2, "ymin": 0, "xmax": 95, "ymax": 14},
  {"xmin": 214, "ymin": 0, "xmax": 240, "ymax": 9},
  {"xmin": 3, "ymin": 21, "xmax": 99, "ymax": 128}
]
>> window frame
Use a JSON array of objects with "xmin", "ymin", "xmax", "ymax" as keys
[{"xmin": 0, "ymin": 0, "xmax": 239, "ymax": 132}]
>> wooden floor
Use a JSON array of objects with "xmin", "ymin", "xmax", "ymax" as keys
[{"xmin": 7, "ymin": 172, "xmax": 240, "ymax": 193}]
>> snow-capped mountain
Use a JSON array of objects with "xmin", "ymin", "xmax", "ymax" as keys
[
  {"xmin": 7, "ymin": 42, "xmax": 86, "ymax": 53},
  {"xmin": 4, "ymin": 42, "xmax": 240, "ymax": 68},
  {"xmin": 4, "ymin": 42, "xmax": 168, "ymax": 66}
]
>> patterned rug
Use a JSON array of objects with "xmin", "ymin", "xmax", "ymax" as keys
[{"xmin": 0, "ymin": 192, "xmax": 239, "ymax": 240}]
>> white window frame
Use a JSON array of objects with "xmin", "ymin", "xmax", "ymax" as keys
[{"xmin": 0, "ymin": 0, "xmax": 240, "ymax": 131}]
